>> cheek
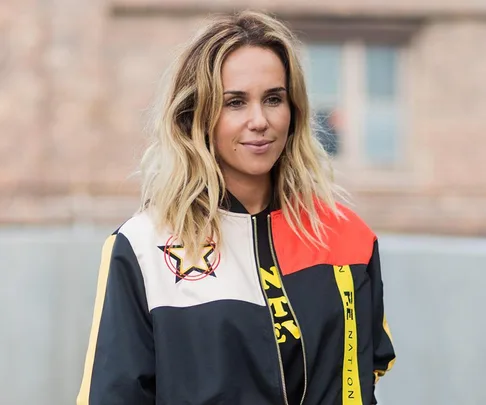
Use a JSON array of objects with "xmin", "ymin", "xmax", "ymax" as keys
[
  {"xmin": 214, "ymin": 114, "xmax": 239, "ymax": 154},
  {"xmin": 268, "ymin": 105, "xmax": 292, "ymax": 136},
  {"xmin": 280, "ymin": 107, "xmax": 292, "ymax": 132}
]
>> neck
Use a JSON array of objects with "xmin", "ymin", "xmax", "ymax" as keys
[{"xmin": 224, "ymin": 173, "xmax": 272, "ymax": 215}]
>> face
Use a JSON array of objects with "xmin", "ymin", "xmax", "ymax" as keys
[{"xmin": 213, "ymin": 45, "xmax": 291, "ymax": 182}]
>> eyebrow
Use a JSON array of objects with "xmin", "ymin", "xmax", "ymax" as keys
[{"xmin": 223, "ymin": 87, "xmax": 287, "ymax": 96}]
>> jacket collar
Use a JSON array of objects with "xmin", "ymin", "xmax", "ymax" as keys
[{"xmin": 220, "ymin": 190, "xmax": 279, "ymax": 215}]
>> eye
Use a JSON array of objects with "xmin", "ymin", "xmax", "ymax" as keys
[
  {"xmin": 226, "ymin": 99, "xmax": 244, "ymax": 108},
  {"xmin": 266, "ymin": 96, "xmax": 282, "ymax": 106}
]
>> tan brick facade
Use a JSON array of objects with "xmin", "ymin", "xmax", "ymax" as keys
[{"xmin": 2, "ymin": 1, "xmax": 486, "ymax": 235}]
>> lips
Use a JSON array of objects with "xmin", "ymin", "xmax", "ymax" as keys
[
  {"xmin": 240, "ymin": 140, "xmax": 274, "ymax": 154},
  {"xmin": 240, "ymin": 140, "xmax": 274, "ymax": 146}
]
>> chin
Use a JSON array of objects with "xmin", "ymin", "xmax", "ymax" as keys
[{"xmin": 242, "ymin": 164, "xmax": 275, "ymax": 177}]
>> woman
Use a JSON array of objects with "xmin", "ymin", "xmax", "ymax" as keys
[{"xmin": 77, "ymin": 10, "xmax": 395, "ymax": 405}]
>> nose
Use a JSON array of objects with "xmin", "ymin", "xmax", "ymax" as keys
[{"xmin": 247, "ymin": 103, "xmax": 269, "ymax": 133}]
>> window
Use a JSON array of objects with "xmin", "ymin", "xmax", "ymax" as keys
[
  {"xmin": 304, "ymin": 44, "xmax": 342, "ymax": 156},
  {"xmin": 302, "ymin": 40, "xmax": 406, "ymax": 168},
  {"xmin": 364, "ymin": 45, "xmax": 401, "ymax": 165}
]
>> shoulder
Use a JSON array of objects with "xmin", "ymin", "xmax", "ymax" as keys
[
  {"xmin": 334, "ymin": 202, "xmax": 376, "ymax": 239},
  {"xmin": 314, "ymin": 200, "xmax": 376, "ymax": 238},
  {"xmin": 271, "ymin": 200, "xmax": 378, "ymax": 266},
  {"xmin": 117, "ymin": 210, "xmax": 157, "ymax": 239},
  {"xmin": 317, "ymin": 200, "xmax": 377, "ymax": 264},
  {"xmin": 109, "ymin": 210, "xmax": 171, "ymax": 256}
]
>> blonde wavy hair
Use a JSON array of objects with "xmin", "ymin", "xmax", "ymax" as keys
[{"xmin": 140, "ymin": 10, "xmax": 342, "ymax": 257}]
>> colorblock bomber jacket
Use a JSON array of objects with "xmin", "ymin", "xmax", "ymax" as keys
[{"xmin": 77, "ymin": 196, "xmax": 395, "ymax": 405}]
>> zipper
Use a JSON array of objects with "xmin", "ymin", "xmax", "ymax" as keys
[
  {"xmin": 251, "ymin": 216, "xmax": 289, "ymax": 405},
  {"xmin": 267, "ymin": 214, "xmax": 308, "ymax": 405}
]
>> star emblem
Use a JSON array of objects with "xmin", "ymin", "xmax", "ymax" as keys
[{"xmin": 159, "ymin": 239, "xmax": 220, "ymax": 283}]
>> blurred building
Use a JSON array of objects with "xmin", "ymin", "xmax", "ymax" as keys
[{"xmin": 2, "ymin": 0, "xmax": 486, "ymax": 235}]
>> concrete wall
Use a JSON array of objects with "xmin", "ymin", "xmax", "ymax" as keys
[
  {"xmin": 376, "ymin": 235, "xmax": 486, "ymax": 405},
  {"xmin": 1, "ymin": 226, "xmax": 485, "ymax": 405}
]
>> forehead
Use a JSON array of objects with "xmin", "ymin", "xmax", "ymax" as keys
[{"xmin": 221, "ymin": 46, "xmax": 286, "ymax": 90}]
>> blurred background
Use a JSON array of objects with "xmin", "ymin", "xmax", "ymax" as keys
[{"xmin": 1, "ymin": 0, "xmax": 486, "ymax": 404}]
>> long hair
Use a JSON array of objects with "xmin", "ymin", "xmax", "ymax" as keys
[{"xmin": 140, "ymin": 10, "xmax": 342, "ymax": 257}]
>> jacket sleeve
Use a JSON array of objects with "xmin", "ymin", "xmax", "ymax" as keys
[
  {"xmin": 77, "ymin": 232, "xmax": 156, "ymax": 405},
  {"xmin": 367, "ymin": 239, "xmax": 396, "ymax": 404}
]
